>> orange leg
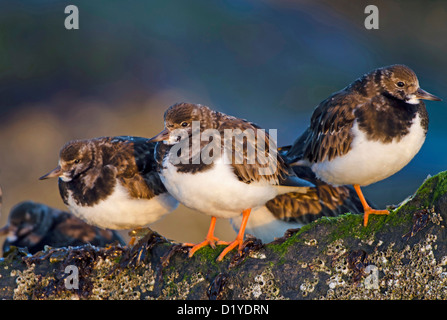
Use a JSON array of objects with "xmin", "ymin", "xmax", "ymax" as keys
[
  {"xmin": 184, "ymin": 216, "xmax": 229, "ymax": 258},
  {"xmin": 128, "ymin": 227, "xmax": 149, "ymax": 246},
  {"xmin": 216, "ymin": 208, "xmax": 251, "ymax": 261},
  {"xmin": 129, "ymin": 237, "xmax": 137, "ymax": 246},
  {"xmin": 353, "ymin": 184, "xmax": 389, "ymax": 227}
]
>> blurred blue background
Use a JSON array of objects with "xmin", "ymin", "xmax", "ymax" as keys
[{"xmin": 0, "ymin": 0, "xmax": 445, "ymax": 245}]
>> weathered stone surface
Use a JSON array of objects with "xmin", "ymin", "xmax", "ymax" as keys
[{"xmin": 1, "ymin": 171, "xmax": 447, "ymax": 300}]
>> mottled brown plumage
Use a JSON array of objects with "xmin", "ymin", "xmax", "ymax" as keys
[
  {"xmin": 286, "ymin": 65, "xmax": 438, "ymax": 165},
  {"xmin": 39, "ymin": 136, "xmax": 178, "ymax": 231},
  {"xmin": 149, "ymin": 102, "xmax": 313, "ymax": 260},
  {"xmin": 45, "ymin": 136, "xmax": 167, "ymax": 206},
  {"xmin": 284, "ymin": 64, "xmax": 441, "ymax": 227},
  {"xmin": 265, "ymin": 166, "xmax": 364, "ymax": 224},
  {"xmin": 156, "ymin": 102, "xmax": 289, "ymax": 184}
]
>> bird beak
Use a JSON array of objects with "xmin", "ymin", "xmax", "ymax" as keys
[
  {"xmin": 0, "ymin": 224, "xmax": 13, "ymax": 236},
  {"xmin": 147, "ymin": 128, "xmax": 170, "ymax": 142},
  {"xmin": 39, "ymin": 165, "xmax": 63, "ymax": 180},
  {"xmin": 415, "ymin": 88, "xmax": 442, "ymax": 101},
  {"xmin": 17, "ymin": 225, "xmax": 35, "ymax": 237}
]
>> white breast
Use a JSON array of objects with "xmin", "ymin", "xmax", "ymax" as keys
[
  {"xmin": 160, "ymin": 153, "xmax": 278, "ymax": 219},
  {"xmin": 312, "ymin": 114, "xmax": 426, "ymax": 186},
  {"xmin": 66, "ymin": 182, "xmax": 179, "ymax": 230}
]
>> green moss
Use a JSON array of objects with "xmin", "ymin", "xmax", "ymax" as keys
[
  {"xmin": 433, "ymin": 172, "xmax": 447, "ymax": 202},
  {"xmin": 328, "ymin": 205, "xmax": 416, "ymax": 242},
  {"xmin": 195, "ymin": 245, "xmax": 225, "ymax": 266},
  {"xmin": 267, "ymin": 242, "xmax": 289, "ymax": 257},
  {"xmin": 267, "ymin": 233, "xmax": 305, "ymax": 256},
  {"xmin": 285, "ymin": 172, "xmax": 447, "ymax": 244},
  {"xmin": 328, "ymin": 212, "xmax": 387, "ymax": 242},
  {"xmin": 416, "ymin": 178, "xmax": 435, "ymax": 202},
  {"xmin": 413, "ymin": 171, "xmax": 447, "ymax": 207}
]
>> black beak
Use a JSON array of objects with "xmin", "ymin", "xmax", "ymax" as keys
[
  {"xmin": 39, "ymin": 165, "xmax": 62, "ymax": 180},
  {"xmin": 147, "ymin": 128, "xmax": 170, "ymax": 143},
  {"xmin": 415, "ymin": 88, "xmax": 442, "ymax": 101}
]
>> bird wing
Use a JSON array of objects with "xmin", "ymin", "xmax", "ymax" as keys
[
  {"xmin": 265, "ymin": 166, "xmax": 365, "ymax": 223},
  {"xmin": 280, "ymin": 128, "xmax": 309, "ymax": 164},
  {"xmin": 109, "ymin": 136, "xmax": 167, "ymax": 199},
  {"xmin": 55, "ymin": 212, "xmax": 125, "ymax": 246},
  {"xmin": 217, "ymin": 119, "xmax": 289, "ymax": 185},
  {"xmin": 294, "ymin": 91, "xmax": 359, "ymax": 164}
]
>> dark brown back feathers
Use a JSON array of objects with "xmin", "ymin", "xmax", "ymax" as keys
[{"xmin": 265, "ymin": 166, "xmax": 365, "ymax": 224}]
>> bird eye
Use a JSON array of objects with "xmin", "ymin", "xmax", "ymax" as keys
[
  {"xmin": 181, "ymin": 122, "xmax": 188, "ymax": 127},
  {"xmin": 74, "ymin": 159, "xmax": 80, "ymax": 164},
  {"xmin": 397, "ymin": 81, "xmax": 405, "ymax": 87}
]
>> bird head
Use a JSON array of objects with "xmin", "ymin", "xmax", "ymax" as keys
[
  {"xmin": 0, "ymin": 201, "xmax": 44, "ymax": 240},
  {"xmin": 39, "ymin": 140, "xmax": 94, "ymax": 182},
  {"xmin": 148, "ymin": 103, "xmax": 209, "ymax": 145},
  {"xmin": 379, "ymin": 64, "xmax": 441, "ymax": 104}
]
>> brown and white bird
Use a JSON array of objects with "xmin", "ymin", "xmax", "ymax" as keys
[
  {"xmin": 230, "ymin": 164, "xmax": 365, "ymax": 243},
  {"xmin": 148, "ymin": 103, "xmax": 314, "ymax": 261},
  {"xmin": 284, "ymin": 64, "xmax": 441, "ymax": 226},
  {"xmin": 39, "ymin": 136, "xmax": 179, "ymax": 237},
  {"xmin": 0, "ymin": 201, "xmax": 125, "ymax": 255}
]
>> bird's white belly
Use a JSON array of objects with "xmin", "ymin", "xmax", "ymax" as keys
[
  {"xmin": 312, "ymin": 115, "xmax": 426, "ymax": 186},
  {"xmin": 66, "ymin": 182, "xmax": 178, "ymax": 230},
  {"xmin": 160, "ymin": 156, "xmax": 278, "ymax": 219},
  {"xmin": 230, "ymin": 206, "xmax": 303, "ymax": 243}
]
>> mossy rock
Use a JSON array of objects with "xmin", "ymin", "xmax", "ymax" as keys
[{"xmin": 1, "ymin": 171, "xmax": 447, "ymax": 300}]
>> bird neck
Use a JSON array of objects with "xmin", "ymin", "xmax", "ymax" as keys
[{"xmin": 348, "ymin": 71, "xmax": 382, "ymax": 98}]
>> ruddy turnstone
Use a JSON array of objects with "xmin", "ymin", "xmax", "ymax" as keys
[
  {"xmin": 148, "ymin": 102, "xmax": 314, "ymax": 261},
  {"xmin": 39, "ymin": 136, "xmax": 179, "ymax": 240},
  {"xmin": 0, "ymin": 200, "xmax": 125, "ymax": 254},
  {"xmin": 284, "ymin": 64, "xmax": 441, "ymax": 226},
  {"xmin": 230, "ymin": 164, "xmax": 365, "ymax": 243}
]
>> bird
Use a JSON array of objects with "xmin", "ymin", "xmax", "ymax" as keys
[
  {"xmin": 0, "ymin": 200, "xmax": 125, "ymax": 255},
  {"xmin": 229, "ymin": 164, "xmax": 366, "ymax": 243},
  {"xmin": 148, "ymin": 102, "xmax": 314, "ymax": 261},
  {"xmin": 39, "ymin": 136, "xmax": 179, "ymax": 242},
  {"xmin": 283, "ymin": 64, "xmax": 441, "ymax": 227}
]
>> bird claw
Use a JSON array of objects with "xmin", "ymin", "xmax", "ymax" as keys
[
  {"xmin": 216, "ymin": 238, "xmax": 244, "ymax": 261},
  {"xmin": 184, "ymin": 235, "xmax": 226, "ymax": 257},
  {"xmin": 363, "ymin": 208, "xmax": 390, "ymax": 226}
]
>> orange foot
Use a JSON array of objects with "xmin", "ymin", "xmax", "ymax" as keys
[
  {"xmin": 184, "ymin": 237, "xmax": 229, "ymax": 258},
  {"xmin": 216, "ymin": 208, "xmax": 251, "ymax": 261},
  {"xmin": 128, "ymin": 227, "xmax": 150, "ymax": 246},
  {"xmin": 363, "ymin": 207, "xmax": 389, "ymax": 227},
  {"xmin": 183, "ymin": 216, "xmax": 229, "ymax": 258},
  {"xmin": 353, "ymin": 184, "xmax": 389, "ymax": 227},
  {"xmin": 216, "ymin": 237, "xmax": 244, "ymax": 261}
]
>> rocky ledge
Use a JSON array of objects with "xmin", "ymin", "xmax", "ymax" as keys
[{"xmin": 1, "ymin": 171, "xmax": 447, "ymax": 300}]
